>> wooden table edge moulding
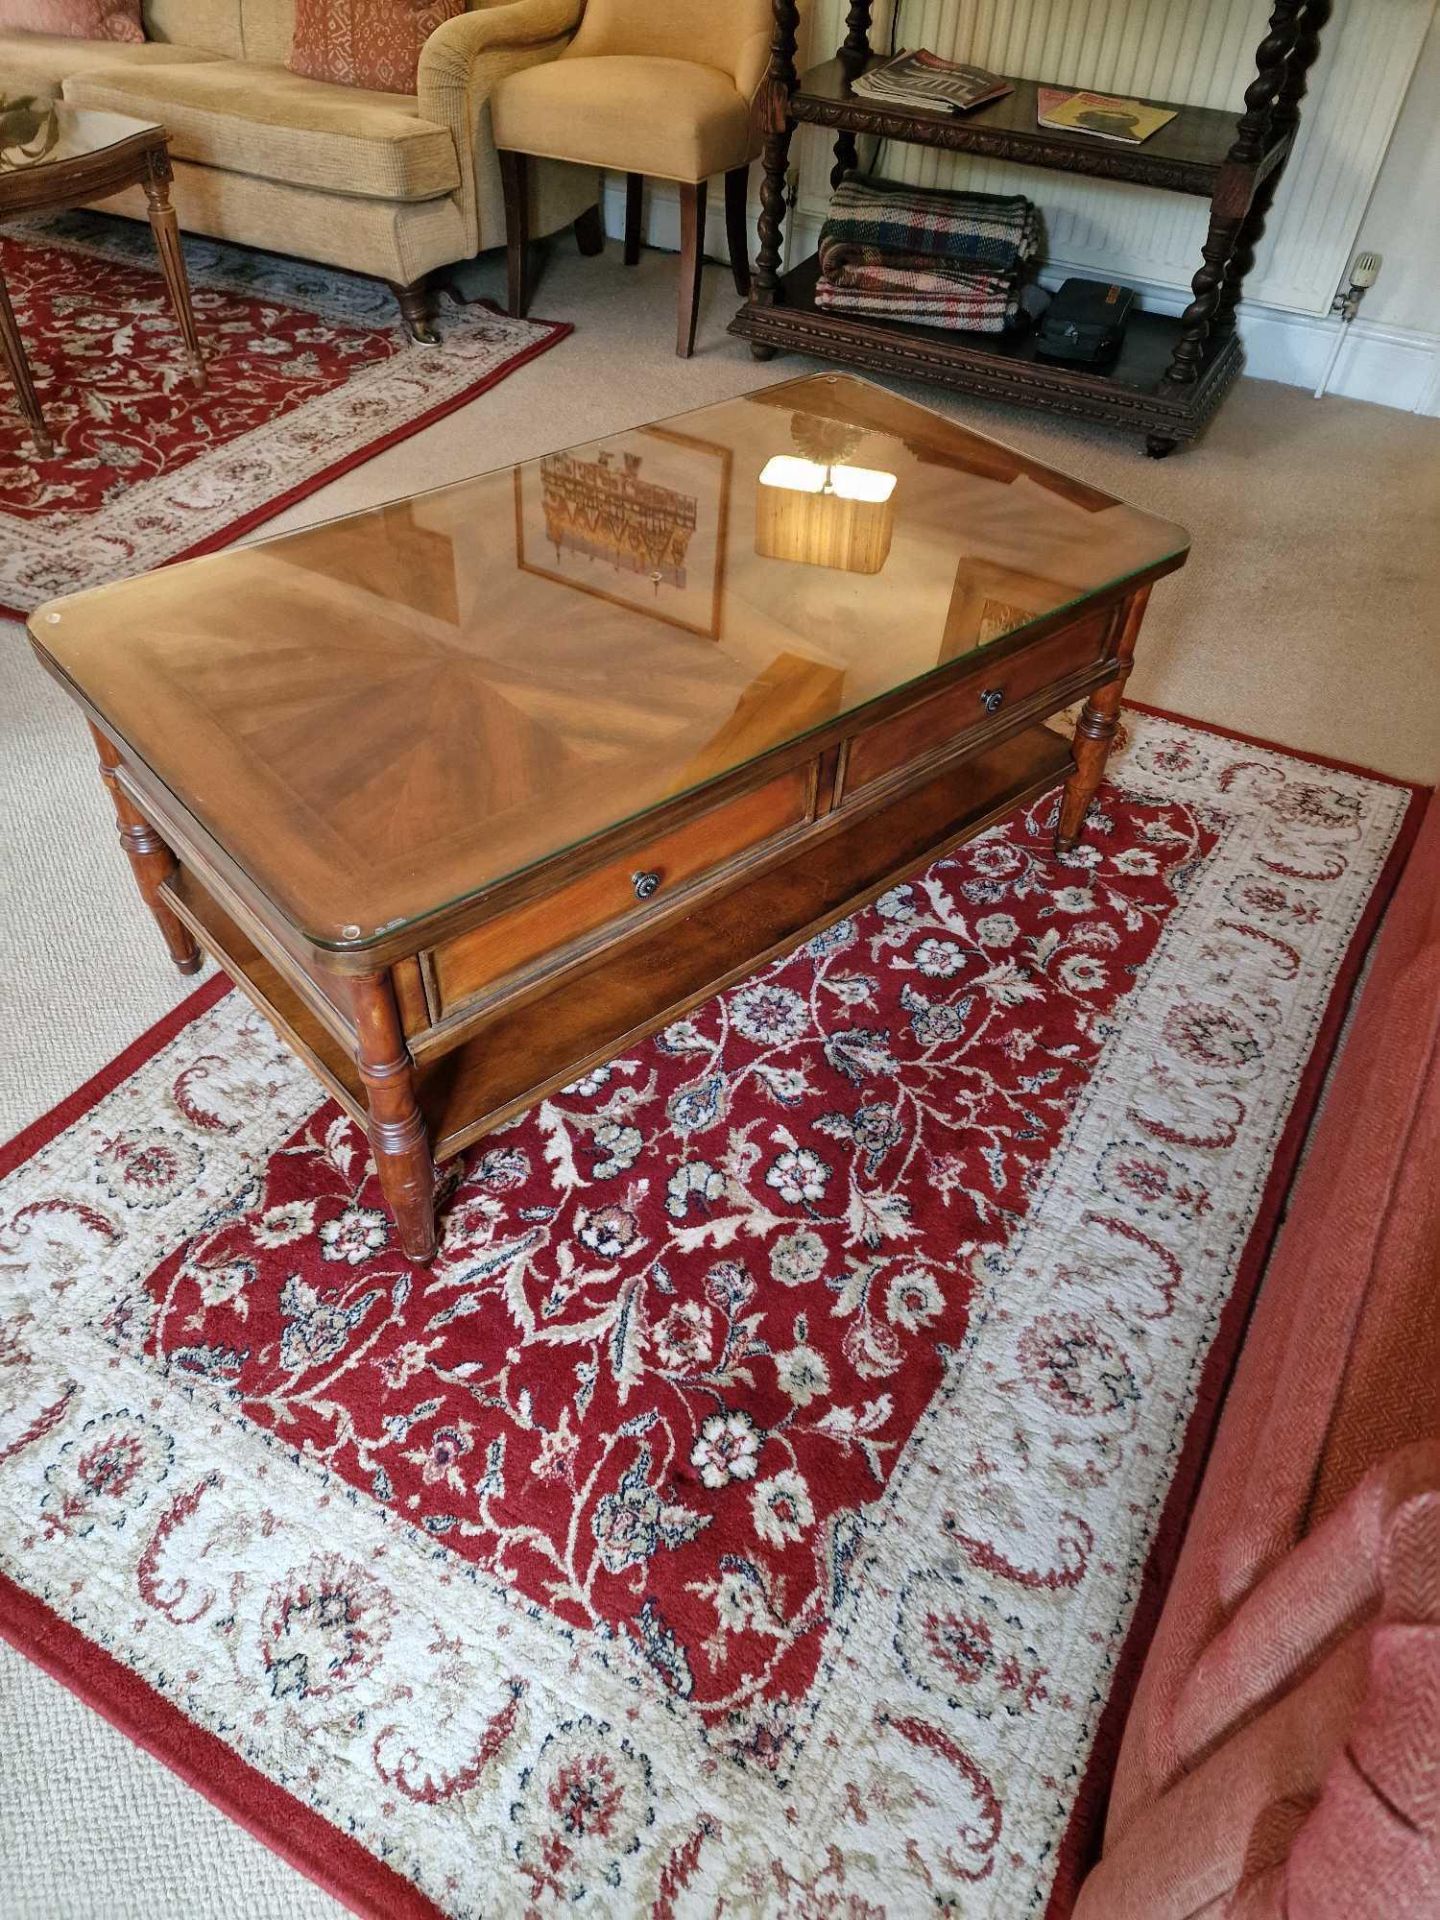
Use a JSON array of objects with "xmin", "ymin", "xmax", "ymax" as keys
[
  {"xmin": 29, "ymin": 390, "xmax": 1188, "ymax": 1265},
  {"xmin": 0, "ymin": 111, "xmax": 206, "ymax": 459}
]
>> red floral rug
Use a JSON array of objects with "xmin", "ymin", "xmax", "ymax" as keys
[
  {"xmin": 0, "ymin": 213, "xmax": 570, "ymax": 617},
  {"xmin": 0, "ymin": 712, "xmax": 1421, "ymax": 1918}
]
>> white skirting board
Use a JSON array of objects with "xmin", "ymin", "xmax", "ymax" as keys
[{"xmin": 600, "ymin": 176, "xmax": 1440, "ymax": 418}]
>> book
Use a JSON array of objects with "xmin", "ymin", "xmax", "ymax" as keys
[
  {"xmin": 852, "ymin": 50, "xmax": 1013, "ymax": 115},
  {"xmin": 1035, "ymin": 86, "xmax": 1176, "ymax": 145}
]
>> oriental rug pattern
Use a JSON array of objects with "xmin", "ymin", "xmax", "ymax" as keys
[
  {"xmin": 0, "ymin": 212, "xmax": 569, "ymax": 616},
  {"xmin": 0, "ymin": 713, "xmax": 1417, "ymax": 1918}
]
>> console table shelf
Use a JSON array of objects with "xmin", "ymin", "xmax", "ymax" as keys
[
  {"xmin": 731, "ymin": 0, "xmax": 1332, "ymax": 455},
  {"xmin": 789, "ymin": 57, "xmax": 1289, "ymax": 199}
]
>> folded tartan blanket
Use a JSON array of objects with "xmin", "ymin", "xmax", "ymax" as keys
[
  {"xmin": 814, "ymin": 262, "xmax": 1022, "ymax": 333},
  {"xmin": 818, "ymin": 176, "xmax": 1040, "ymax": 279}
]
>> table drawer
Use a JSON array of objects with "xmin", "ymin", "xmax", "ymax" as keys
[
  {"xmin": 841, "ymin": 608, "xmax": 1114, "ymax": 801},
  {"xmin": 430, "ymin": 762, "xmax": 817, "ymax": 1016}
]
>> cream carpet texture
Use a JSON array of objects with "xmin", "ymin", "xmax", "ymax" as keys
[{"xmin": 1, "ymin": 236, "xmax": 1437, "ymax": 1919}]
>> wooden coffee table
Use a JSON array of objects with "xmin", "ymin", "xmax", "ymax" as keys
[
  {"xmin": 0, "ymin": 104, "xmax": 205, "ymax": 458},
  {"xmin": 28, "ymin": 374, "xmax": 1188, "ymax": 1261}
]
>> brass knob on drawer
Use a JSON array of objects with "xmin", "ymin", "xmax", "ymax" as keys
[
  {"xmin": 980, "ymin": 686, "xmax": 1006, "ymax": 715},
  {"xmin": 632, "ymin": 870, "xmax": 663, "ymax": 902}
]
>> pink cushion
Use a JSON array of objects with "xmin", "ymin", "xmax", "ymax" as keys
[
  {"xmin": 0, "ymin": 0, "xmax": 143, "ymax": 39},
  {"xmin": 287, "ymin": 0, "xmax": 464, "ymax": 94}
]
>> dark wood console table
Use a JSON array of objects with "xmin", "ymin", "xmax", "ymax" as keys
[{"xmin": 730, "ymin": 1, "xmax": 1331, "ymax": 455}]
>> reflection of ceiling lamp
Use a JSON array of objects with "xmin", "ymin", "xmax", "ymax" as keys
[{"xmin": 755, "ymin": 454, "xmax": 898, "ymax": 575}]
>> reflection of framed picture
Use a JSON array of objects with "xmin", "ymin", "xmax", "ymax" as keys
[
  {"xmin": 515, "ymin": 426, "xmax": 732, "ymax": 639},
  {"xmin": 942, "ymin": 558, "xmax": 1079, "ymax": 660}
]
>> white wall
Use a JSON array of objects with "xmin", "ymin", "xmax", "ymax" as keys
[{"xmin": 1351, "ymin": 7, "xmax": 1440, "ymax": 332}]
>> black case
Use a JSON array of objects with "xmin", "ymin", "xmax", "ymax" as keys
[{"xmin": 1035, "ymin": 277, "xmax": 1135, "ymax": 365}]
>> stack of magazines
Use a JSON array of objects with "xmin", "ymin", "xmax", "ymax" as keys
[{"xmin": 851, "ymin": 49, "xmax": 1012, "ymax": 115}]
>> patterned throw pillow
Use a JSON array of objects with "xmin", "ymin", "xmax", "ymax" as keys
[
  {"xmin": 287, "ymin": 0, "xmax": 466, "ymax": 95},
  {"xmin": 0, "ymin": 0, "xmax": 144, "ymax": 39}
]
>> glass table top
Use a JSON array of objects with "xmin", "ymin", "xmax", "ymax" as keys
[
  {"xmin": 0, "ymin": 102, "xmax": 160, "ymax": 178},
  {"xmin": 31, "ymin": 374, "xmax": 1189, "ymax": 949}
]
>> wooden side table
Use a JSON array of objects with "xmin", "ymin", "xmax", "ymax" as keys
[{"xmin": 0, "ymin": 105, "xmax": 205, "ymax": 458}]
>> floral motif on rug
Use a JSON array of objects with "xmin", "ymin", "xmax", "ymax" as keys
[
  {"xmin": 0, "ymin": 212, "xmax": 570, "ymax": 614},
  {"xmin": 0, "ymin": 715, "xmax": 1416, "ymax": 1918}
]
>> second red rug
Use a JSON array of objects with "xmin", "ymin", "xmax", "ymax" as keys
[{"xmin": 0, "ymin": 212, "xmax": 570, "ymax": 616}]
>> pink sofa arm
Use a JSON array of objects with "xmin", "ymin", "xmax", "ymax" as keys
[
  {"xmin": 1075, "ymin": 1477, "xmax": 1440, "ymax": 1919},
  {"xmin": 1174, "ymin": 1442, "xmax": 1440, "ymax": 1773}
]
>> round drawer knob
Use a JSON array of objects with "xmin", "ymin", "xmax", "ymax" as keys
[
  {"xmin": 980, "ymin": 686, "xmax": 1005, "ymax": 716},
  {"xmin": 632, "ymin": 870, "xmax": 663, "ymax": 902}
]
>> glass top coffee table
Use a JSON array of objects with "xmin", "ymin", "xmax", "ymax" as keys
[
  {"xmin": 30, "ymin": 372, "xmax": 1188, "ymax": 1259},
  {"xmin": 0, "ymin": 101, "xmax": 205, "ymax": 457}
]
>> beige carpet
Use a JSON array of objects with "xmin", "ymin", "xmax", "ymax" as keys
[{"xmin": 1, "ymin": 235, "xmax": 1436, "ymax": 1920}]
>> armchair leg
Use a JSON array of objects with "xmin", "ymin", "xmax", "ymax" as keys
[
  {"xmin": 624, "ymin": 172, "xmax": 644, "ymax": 266},
  {"xmin": 676, "ymin": 179, "xmax": 707, "ymax": 358},
  {"xmin": 389, "ymin": 276, "xmax": 438, "ymax": 344},
  {"xmin": 724, "ymin": 165, "xmax": 752, "ymax": 298},
  {"xmin": 574, "ymin": 203, "xmax": 605, "ymax": 257},
  {"xmin": 499, "ymin": 149, "xmax": 532, "ymax": 318}
]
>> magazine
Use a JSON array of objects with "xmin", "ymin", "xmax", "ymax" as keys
[
  {"xmin": 1035, "ymin": 86, "xmax": 1176, "ymax": 145},
  {"xmin": 852, "ymin": 50, "xmax": 1012, "ymax": 115}
]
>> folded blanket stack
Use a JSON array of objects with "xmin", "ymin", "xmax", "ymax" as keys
[{"xmin": 816, "ymin": 176, "xmax": 1041, "ymax": 332}]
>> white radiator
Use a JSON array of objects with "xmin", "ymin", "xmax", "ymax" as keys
[{"xmin": 797, "ymin": 0, "xmax": 1436, "ymax": 315}]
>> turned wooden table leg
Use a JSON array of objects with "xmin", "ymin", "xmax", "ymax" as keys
[
  {"xmin": 1054, "ymin": 588, "xmax": 1151, "ymax": 853},
  {"xmin": 142, "ymin": 150, "xmax": 206, "ymax": 384},
  {"xmin": 349, "ymin": 970, "xmax": 438, "ymax": 1264},
  {"xmin": 91, "ymin": 724, "xmax": 202, "ymax": 973},
  {"xmin": 0, "ymin": 261, "xmax": 53, "ymax": 458}
]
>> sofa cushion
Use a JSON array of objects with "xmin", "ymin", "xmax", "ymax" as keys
[
  {"xmin": 492, "ymin": 54, "xmax": 752, "ymax": 183},
  {"xmin": 0, "ymin": 1, "xmax": 142, "ymax": 42},
  {"xmin": 62, "ymin": 59, "xmax": 462, "ymax": 202},
  {"xmin": 288, "ymin": 0, "xmax": 464, "ymax": 96},
  {"xmin": 144, "ymin": 0, "xmax": 244, "ymax": 60},
  {"xmin": 238, "ymin": 0, "xmax": 296, "ymax": 68},
  {"xmin": 0, "ymin": 32, "xmax": 224, "ymax": 99}
]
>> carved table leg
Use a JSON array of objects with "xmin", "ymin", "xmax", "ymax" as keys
[
  {"xmin": 91, "ymin": 724, "xmax": 202, "ymax": 973},
  {"xmin": 754, "ymin": 116, "xmax": 796, "ymax": 317},
  {"xmin": 0, "ymin": 262, "xmax": 53, "ymax": 458},
  {"xmin": 142, "ymin": 150, "xmax": 206, "ymax": 385},
  {"xmin": 349, "ymin": 970, "xmax": 438, "ymax": 1264},
  {"xmin": 1054, "ymin": 588, "xmax": 1151, "ymax": 853},
  {"xmin": 747, "ymin": 0, "xmax": 800, "ymax": 360},
  {"xmin": 830, "ymin": 134, "xmax": 858, "ymax": 190}
]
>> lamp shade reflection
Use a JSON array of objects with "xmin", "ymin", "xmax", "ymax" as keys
[{"xmin": 755, "ymin": 455, "xmax": 898, "ymax": 575}]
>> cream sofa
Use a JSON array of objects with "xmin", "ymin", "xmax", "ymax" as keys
[{"xmin": 2, "ymin": 0, "xmax": 598, "ymax": 337}]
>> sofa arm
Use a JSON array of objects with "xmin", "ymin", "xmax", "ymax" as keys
[
  {"xmin": 418, "ymin": 0, "xmax": 595, "ymax": 257},
  {"xmin": 1172, "ymin": 1443, "xmax": 1440, "ymax": 1775}
]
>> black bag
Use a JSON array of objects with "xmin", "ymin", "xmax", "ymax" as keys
[{"xmin": 1035, "ymin": 277, "xmax": 1135, "ymax": 364}]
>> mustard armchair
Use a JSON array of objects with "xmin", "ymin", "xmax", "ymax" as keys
[{"xmin": 490, "ymin": 0, "xmax": 775, "ymax": 355}]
